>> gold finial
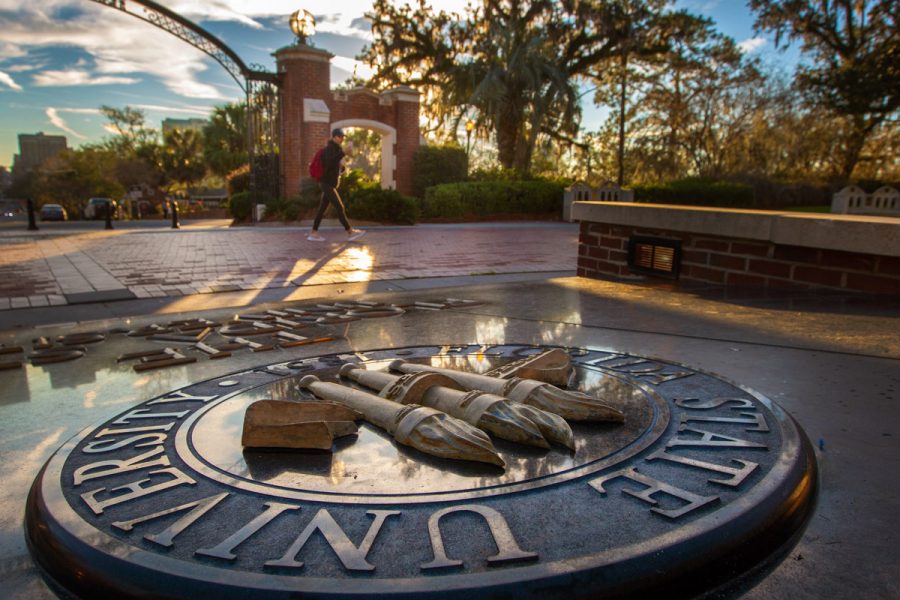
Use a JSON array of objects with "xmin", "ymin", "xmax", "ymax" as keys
[{"xmin": 289, "ymin": 9, "xmax": 316, "ymax": 45}]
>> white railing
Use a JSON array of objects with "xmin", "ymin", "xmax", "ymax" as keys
[
  {"xmin": 563, "ymin": 181, "xmax": 634, "ymax": 221},
  {"xmin": 832, "ymin": 185, "xmax": 900, "ymax": 217}
]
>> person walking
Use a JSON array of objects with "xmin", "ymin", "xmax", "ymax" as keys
[{"xmin": 307, "ymin": 128, "xmax": 366, "ymax": 242}]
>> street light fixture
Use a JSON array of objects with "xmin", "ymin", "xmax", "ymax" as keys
[{"xmin": 289, "ymin": 10, "xmax": 316, "ymax": 45}]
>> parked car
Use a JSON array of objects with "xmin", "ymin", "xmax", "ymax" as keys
[
  {"xmin": 40, "ymin": 203, "xmax": 68, "ymax": 221},
  {"xmin": 84, "ymin": 197, "xmax": 117, "ymax": 220}
]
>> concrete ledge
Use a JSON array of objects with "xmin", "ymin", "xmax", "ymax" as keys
[
  {"xmin": 65, "ymin": 289, "xmax": 136, "ymax": 304},
  {"xmin": 572, "ymin": 202, "xmax": 900, "ymax": 257}
]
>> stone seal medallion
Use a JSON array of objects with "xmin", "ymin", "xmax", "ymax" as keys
[{"xmin": 26, "ymin": 344, "xmax": 817, "ymax": 599}]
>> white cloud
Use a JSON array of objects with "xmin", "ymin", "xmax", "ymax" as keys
[
  {"xmin": 0, "ymin": 71, "xmax": 23, "ymax": 91},
  {"xmin": 0, "ymin": 41, "xmax": 27, "ymax": 60},
  {"xmin": 0, "ymin": 0, "xmax": 474, "ymax": 100},
  {"xmin": 131, "ymin": 103, "xmax": 213, "ymax": 116},
  {"xmin": 46, "ymin": 107, "xmax": 88, "ymax": 139},
  {"xmin": 677, "ymin": 0, "xmax": 720, "ymax": 14},
  {"xmin": 0, "ymin": 3, "xmax": 230, "ymax": 100},
  {"xmin": 738, "ymin": 37, "xmax": 767, "ymax": 54},
  {"xmin": 33, "ymin": 70, "xmax": 140, "ymax": 87},
  {"xmin": 330, "ymin": 55, "xmax": 374, "ymax": 80},
  {"xmin": 4, "ymin": 61, "xmax": 48, "ymax": 73},
  {"xmin": 168, "ymin": 0, "xmax": 471, "ymax": 39}
]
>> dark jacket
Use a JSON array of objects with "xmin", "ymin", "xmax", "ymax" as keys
[{"xmin": 319, "ymin": 139, "xmax": 345, "ymax": 188}]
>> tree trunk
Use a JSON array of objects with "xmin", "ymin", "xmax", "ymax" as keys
[
  {"xmin": 496, "ymin": 99, "xmax": 525, "ymax": 172},
  {"xmin": 837, "ymin": 114, "xmax": 870, "ymax": 182},
  {"xmin": 617, "ymin": 51, "xmax": 628, "ymax": 187}
]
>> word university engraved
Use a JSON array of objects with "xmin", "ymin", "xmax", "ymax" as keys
[{"xmin": 26, "ymin": 344, "xmax": 817, "ymax": 599}]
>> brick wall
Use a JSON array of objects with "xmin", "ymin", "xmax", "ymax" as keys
[
  {"xmin": 578, "ymin": 222, "xmax": 900, "ymax": 295},
  {"xmin": 392, "ymin": 96, "xmax": 421, "ymax": 197}
]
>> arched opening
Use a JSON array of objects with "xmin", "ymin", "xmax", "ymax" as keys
[{"xmin": 330, "ymin": 119, "xmax": 397, "ymax": 190}]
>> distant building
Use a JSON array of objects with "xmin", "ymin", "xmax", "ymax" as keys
[
  {"xmin": 11, "ymin": 132, "xmax": 67, "ymax": 179},
  {"xmin": 0, "ymin": 166, "xmax": 11, "ymax": 194},
  {"xmin": 162, "ymin": 118, "xmax": 208, "ymax": 135}
]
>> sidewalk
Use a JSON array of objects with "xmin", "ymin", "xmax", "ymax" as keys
[{"xmin": 0, "ymin": 220, "xmax": 578, "ymax": 315}]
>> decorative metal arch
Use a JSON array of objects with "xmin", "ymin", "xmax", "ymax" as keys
[{"xmin": 89, "ymin": 0, "xmax": 281, "ymax": 210}]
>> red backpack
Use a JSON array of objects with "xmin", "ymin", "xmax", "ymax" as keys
[{"xmin": 308, "ymin": 147, "xmax": 325, "ymax": 180}]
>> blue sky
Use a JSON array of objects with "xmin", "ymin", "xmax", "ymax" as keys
[{"xmin": 0, "ymin": 1, "xmax": 800, "ymax": 169}]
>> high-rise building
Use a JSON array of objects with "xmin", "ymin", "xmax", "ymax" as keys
[{"xmin": 11, "ymin": 132, "xmax": 67, "ymax": 179}]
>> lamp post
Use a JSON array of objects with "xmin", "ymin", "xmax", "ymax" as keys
[
  {"xmin": 465, "ymin": 119, "xmax": 474, "ymax": 171},
  {"xmin": 289, "ymin": 9, "xmax": 316, "ymax": 45}
]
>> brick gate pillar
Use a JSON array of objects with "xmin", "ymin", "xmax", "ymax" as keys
[
  {"xmin": 384, "ymin": 86, "xmax": 421, "ymax": 197},
  {"xmin": 274, "ymin": 43, "xmax": 333, "ymax": 199}
]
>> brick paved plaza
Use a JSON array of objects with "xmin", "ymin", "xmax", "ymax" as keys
[{"xmin": 0, "ymin": 221, "xmax": 577, "ymax": 311}]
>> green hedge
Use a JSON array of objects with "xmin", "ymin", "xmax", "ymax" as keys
[
  {"xmin": 347, "ymin": 187, "xmax": 419, "ymax": 225},
  {"xmin": 228, "ymin": 192, "xmax": 252, "ymax": 221},
  {"xmin": 413, "ymin": 145, "xmax": 468, "ymax": 198},
  {"xmin": 262, "ymin": 196, "xmax": 306, "ymax": 221},
  {"xmin": 632, "ymin": 178, "xmax": 754, "ymax": 207},
  {"xmin": 422, "ymin": 180, "xmax": 565, "ymax": 218}
]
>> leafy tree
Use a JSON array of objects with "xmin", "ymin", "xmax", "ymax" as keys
[
  {"xmin": 30, "ymin": 148, "xmax": 124, "ymax": 215},
  {"xmin": 344, "ymin": 128, "xmax": 383, "ymax": 181},
  {"xmin": 159, "ymin": 129, "xmax": 206, "ymax": 192},
  {"xmin": 98, "ymin": 105, "xmax": 164, "ymax": 195},
  {"xmin": 590, "ymin": 0, "xmax": 670, "ymax": 185},
  {"xmin": 100, "ymin": 106, "xmax": 159, "ymax": 156},
  {"xmin": 203, "ymin": 102, "xmax": 248, "ymax": 177},
  {"xmin": 750, "ymin": 0, "xmax": 900, "ymax": 179},
  {"xmin": 621, "ymin": 14, "xmax": 764, "ymax": 181},
  {"xmin": 361, "ymin": 0, "xmax": 637, "ymax": 175}
]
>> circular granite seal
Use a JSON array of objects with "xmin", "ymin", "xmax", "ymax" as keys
[{"xmin": 26, "ymin": 345, "xmax": 817, "ymax": 599}]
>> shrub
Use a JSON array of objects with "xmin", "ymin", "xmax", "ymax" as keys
[
  {"xmin": 347, "ymin": 187, "xmax": 419, "ymax": 225},
  {"xmin": 226, "ymin": 164, "xmax": 251, "ymax": 196},
  {"xmin": 263, "ymin": 198, "xmax": 300, "ymax": 221},
  {"xmin": 468, "ymin": 167, "xmax": 521, "ymax": 182},
  {"xmin": 633, "ymin": 178, "xmax": 754, "ymax": 208},
  {"xmin": 741, "ymin": 177, "xmax": 831, "ymax": 209},
  {"xmin": 297, "ymin": 179, "xmax": 323, "ymax": 215},
  {"xmin": 413, "ymin": 145, "xmax": 468, "ymax": 198},
  {"xmin": 228, "ymin": 191, "xmax": 252, "ymax": 221},
  {"xmin": 422, "ymin": 180, "xmax": 565, "ymax": 218},
  {"xmin": 337, "ymin": 168, "xmax": 368, "ymax": 200}
]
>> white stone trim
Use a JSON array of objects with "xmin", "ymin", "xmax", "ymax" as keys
[
  {"xmin": 303, "ymin": 98, "xmax": 330, "ymax": 123},
  {"xmin": 331, "ymin": 119, "xmax": 398, "ymax": 190}
]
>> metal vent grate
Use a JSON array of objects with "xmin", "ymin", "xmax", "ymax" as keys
[{"xmin": 628, "ymin": 237, "xmax": 681, "ymax": 278}]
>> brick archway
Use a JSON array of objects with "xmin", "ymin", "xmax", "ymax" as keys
[
  {"xmin": 330, "ymin": 118, "xmax": 397, "ymax": 189},
  {"xmin": 275, "ymin": 44, "xmax": 420, "ymax": 198}
]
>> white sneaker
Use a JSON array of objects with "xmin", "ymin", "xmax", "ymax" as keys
[
  {"xmin": 347, "ymin": 229, "xmax": 366, "ymax": 241},
  {"xmin": 307, "ymin": 232, "xmax": 326, "ymax": 242}
]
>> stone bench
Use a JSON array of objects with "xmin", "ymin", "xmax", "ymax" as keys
[{"xmin": 572, "ymin": 202, "xmax": 900, "ymax": 295}]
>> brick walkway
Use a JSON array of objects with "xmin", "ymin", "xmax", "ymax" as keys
[{"xmin": 0, "ymin": 222, "xmax": 578, "ymax": 310}]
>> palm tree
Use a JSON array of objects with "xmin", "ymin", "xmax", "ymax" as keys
[
  {"xmin": 161, "ymin": 128, "xmax": 206, "ymax": 191},
  {"xmin": 363, "ymin": 0, "xmax": 633, "ymax": 175},
  {"xmin": 202, "ymin": 103, "xmax": 248, "ymax": 177}
]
